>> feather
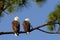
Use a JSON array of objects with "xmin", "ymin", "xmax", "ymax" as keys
[{"xmin": 26, "ymin": 32, "xmax": 30, "ymax": 35}]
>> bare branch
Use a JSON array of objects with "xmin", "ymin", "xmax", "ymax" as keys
[
  {"xmin": 30, "ymin": 22, "xmax": 58, "ymax": 32},
  {"xmin": 0, "ymin": 31, "xmax": 25, "ymax": 35},
  {"xmin": 0, "ymin": 21, "xmax": 59, "ymax": 35},
  {"xmin": 37, "ymin": 29, "xmax": 57, "ymax": 34}
]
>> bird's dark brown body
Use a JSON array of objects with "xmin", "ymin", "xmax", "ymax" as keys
[
  {"xmin": 12, "ymin": 21, "xmax": 20, "ymax": 36},
  {"xmin": 23, "ymin": 21, "xmax": 30, "ymax": 34}
]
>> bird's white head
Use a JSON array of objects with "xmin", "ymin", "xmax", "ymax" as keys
[
  {"xmin": 14, "ymin": 16, "xmax": 19, "ymax": 21},
  {"xmin": 24, "ymin": 18, "xmax": 30, "ymax": 22}
]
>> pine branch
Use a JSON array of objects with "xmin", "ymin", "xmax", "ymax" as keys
[{"xmin": 0, "ymin": 1, "xmax": 12, "ymax": 14}]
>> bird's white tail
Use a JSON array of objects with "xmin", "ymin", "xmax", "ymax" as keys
[
  {"xmin": 27, "ymin": 32, "xmax": 30, "ymax": 35},
  {"xmin": 15, "ymin": 33, "xmax": 18, "ymax": 36}
]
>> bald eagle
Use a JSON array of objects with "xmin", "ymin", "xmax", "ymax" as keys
[
  {"xmin": 12, "ymin": 16, "xmax": 20, "ymax": 36},
  {"xmin": 22, "ymin": 18, "xmax": 31, "ymax": 34}
]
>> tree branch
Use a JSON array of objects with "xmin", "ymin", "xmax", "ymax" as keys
[
  {"xmin": 0, "ymin": 31, "xmax": 25, "ymax": 35},
  {"xmin": 1, "ymin": 0, "xmax": 18, "ymax": 14},
  {"xmin": 0, "ymin": 21, "xmax": 59, "ymax": 35},
  {"xmin": 37, "ymin": 29, "xmax": 57, "ymax": 34},
  {"xmin": 30, "ymin": 21, "xmax": 58, "ymax": 32}
]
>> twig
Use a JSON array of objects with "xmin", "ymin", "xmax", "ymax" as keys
[{"xmin": 37, "ymin": 29, "xmax": 57, "ymax": 34}]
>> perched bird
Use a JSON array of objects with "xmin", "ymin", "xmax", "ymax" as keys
[
  {"xmin": 12, "ymin": 16, "xmax": 20, "ymax": 36},
  {"xmin": 22, "ymin": 18, "xmax": 31, "ymax": 35}
]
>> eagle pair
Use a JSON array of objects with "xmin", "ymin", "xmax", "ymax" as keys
[{"xmin": 12, "ymin": 16, "xmax": 31, "ymax": 36}]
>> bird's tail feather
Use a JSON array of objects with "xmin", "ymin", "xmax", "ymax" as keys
[
  {"xmin": 15, "ymin": 33, "xmax": 19, "ymax": 36},
  {"xmin": 26, "ymin": 32, "xmax": 30, "ymax": 35}
]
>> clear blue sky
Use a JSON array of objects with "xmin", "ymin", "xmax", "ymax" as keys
[{"xmin": 0, "ymin": 0, "xmax": 60, "ymax": 40}]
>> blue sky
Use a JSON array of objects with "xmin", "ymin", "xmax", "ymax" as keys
[{"xmin": 0, "ymin": 0, "xmax": 60, "ymax": 40}]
